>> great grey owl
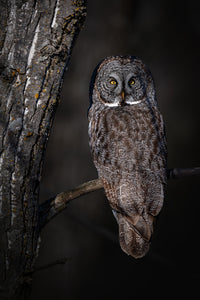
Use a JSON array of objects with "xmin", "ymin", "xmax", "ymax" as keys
[{"xmin": 88, "ymin": 55, "xmax": 167, "ymax": 258}]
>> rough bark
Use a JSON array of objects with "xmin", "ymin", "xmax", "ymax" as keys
[{"xmin": 0, "ymin": 0, "xmax": 86, "ymax": 299}]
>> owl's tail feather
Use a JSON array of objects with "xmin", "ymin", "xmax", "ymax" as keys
[{"xmin": 118, "ymin": 213, "xmax": 154, "ymax": 258}]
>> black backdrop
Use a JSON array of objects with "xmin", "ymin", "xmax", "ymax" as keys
[{"xmin": 31, "ymin": 0, "xmax": 200, "ymax": 299}]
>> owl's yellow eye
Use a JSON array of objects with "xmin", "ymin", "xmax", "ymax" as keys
[
  {"xmin": 110, "ymin": 79, "xmax": 117, "ymax": 85},
  {"xmin": 129, "ymin": 78, "xmax": 135, "ymax": 85}
]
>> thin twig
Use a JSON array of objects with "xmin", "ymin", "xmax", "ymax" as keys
[
  {"xmin": 39, "ymin": 167, "xmax": 200, "ymax": 229},
  {"xmin": 25, "ymin": 258, "xmax": 69, "ymax": 275}
]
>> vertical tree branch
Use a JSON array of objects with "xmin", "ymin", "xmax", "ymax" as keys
[{"xmin": 0, "ymin": 1, "xmax": 87, "ymax": 299}]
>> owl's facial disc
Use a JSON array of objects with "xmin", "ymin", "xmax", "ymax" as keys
[
  {"xmin": 105, "ymin": 73, "xmax": 123, "ymax": 107},
  {"xmin": 96, "ymin": 59, "xmax": 147, "ymax": 107},
  {"xmin": 123, "ymin": 67, "xmax": 147, "ymax": 105},
  {"xmin": 97, "ymin": 69, "xmax": 123, "ymax": 107}
]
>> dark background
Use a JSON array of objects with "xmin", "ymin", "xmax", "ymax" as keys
[{"xmin": 31, "ymin": 0, "xmax": 200, "ymax": 299}]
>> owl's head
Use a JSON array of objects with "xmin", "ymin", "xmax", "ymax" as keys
[{"xmin": 89, "ymin": 55, "xmax": 156, "ymax": 108}]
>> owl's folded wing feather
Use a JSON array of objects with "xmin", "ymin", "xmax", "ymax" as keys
[{"xmin": 101, "ymin": 174, "xmax": 165, "ymax": 258}]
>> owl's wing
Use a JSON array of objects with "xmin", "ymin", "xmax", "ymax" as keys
[{"xmin": 101, "ymin": 171, "xmax": 165, "ymax": 258}]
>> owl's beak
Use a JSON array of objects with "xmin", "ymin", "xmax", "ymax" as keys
[
  {"xmin": 121, "ymin": 91, "xmax": 125, "ymax": 100},
  {"xmin": 120, "ymin": 91, "xmax": 125, "ymax": 105}
]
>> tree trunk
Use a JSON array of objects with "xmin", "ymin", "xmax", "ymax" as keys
[{"xmin": 0, "ymin": 0, "xmax": 86, "ymax": 298}]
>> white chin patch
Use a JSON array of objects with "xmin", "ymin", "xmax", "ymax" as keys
[
  {"xmin": 125, "ymin": 99, "xmax": 143, "ymax": 105},
  {"xmin": 104, "ymin": 102, "xmax": 119, "ymax": 107},
  {"xmin": 104, "ymin": 100, "xmax": 142, "ymax": 107}
]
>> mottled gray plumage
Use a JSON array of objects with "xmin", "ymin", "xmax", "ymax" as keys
[{"xmin": 88, "ymin": 55, "xmax": 167, "ymax": 258}]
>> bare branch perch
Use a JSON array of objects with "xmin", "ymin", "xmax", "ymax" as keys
[
  {"xmin": 167, "ymin": 167, "xmax": 200, "ymax": 179},
  {"xmin": 39, "ymin": 167, "xmax": 200, "ymax": 229},
  {"xmin": 39, "ymin": 178, "xmax": 103, "ymax": 229}
]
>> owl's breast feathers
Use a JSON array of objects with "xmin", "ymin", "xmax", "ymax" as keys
[{"xmin": 88, "ymin": 103, "xmax": 167, "ymax": 258}]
